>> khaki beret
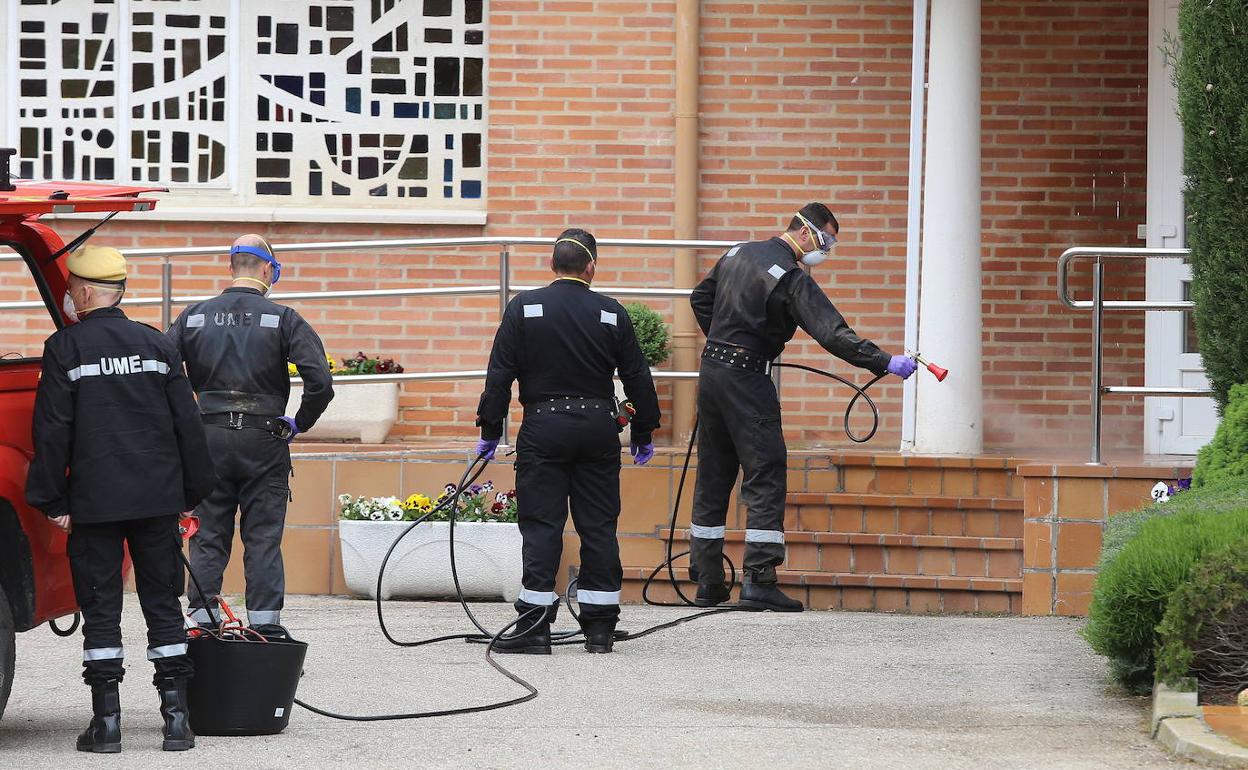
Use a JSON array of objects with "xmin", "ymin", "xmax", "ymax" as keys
[{"xmin": 67, "ymin": 245, "xmax": 127, "ymax": 283}]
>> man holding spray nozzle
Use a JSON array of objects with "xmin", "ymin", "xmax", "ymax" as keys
[{"xmin": 688, "ymin": 203, "xmax": 916, "ymax": 612}]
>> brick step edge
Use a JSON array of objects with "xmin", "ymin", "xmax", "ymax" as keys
[
  {"xmin": 657, "ymin": 529, "xmax": 1021, "ymax": 551},
  {"xmin": 621, "ymin": 567, "xmax": 1021, "ymax": 594},
  {"xmin": 788, "ymin": 492, "xmax": 1024, "ymax": 510}
]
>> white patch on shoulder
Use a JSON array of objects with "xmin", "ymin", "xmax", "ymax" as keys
[
  {"xmin": 260, "ymin": 313, "xmax": 280, "ymax": 328},
  {"xmin": 186, "ymin": 314, "xmax": 205, "ymax": 328},
  {"xmin": 600, "ymin": 310, "xmax": 617, "ymax": 326},
  {"xmin": 725, "ymin": 246, "xmax": 741, "ymax": 258},
  {"xmin": 523, "ymin": 304, "xmax": 543, "ymax": 318},
  {"xmin": 768, "ymin": 264, "xmax": 787, "ymax": 280}
]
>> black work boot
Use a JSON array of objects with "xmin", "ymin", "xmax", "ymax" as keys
[
  {"xmin": 739, "ymin": 581, "xmax": 804, "ymax": 612},
  {"xmin": 493, "ymin": 606, "xmax": 553, "ymax": 655},
  {"xmin": 77, "ymin": 682, "xmax": 122, "ymax": 753},
  {"xmin": 156, "ymin": 678, "xmax": 195, "ymax": 751},
  {"xmin": 579, "ymin": 617, "xmax": 617, "ymax": 654},
  {"xmin": 693, "ymin": 582, "xmax": 731, "ymax": 607}
]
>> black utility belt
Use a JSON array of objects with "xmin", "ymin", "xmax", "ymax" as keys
[
  {"xmin": 702, "ymin": 343, "xmax": 773, "ymax": 375},
  {"xmin": 202, "ymin": 412, "xmax": 293, "ymax": 440},
  {"xmin": 523, "ymin": 397, "xmax": 616, "ymax": 417}
]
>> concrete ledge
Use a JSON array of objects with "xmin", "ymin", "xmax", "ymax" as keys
[{"xmin": 1153, "ymin": 682, "xmax": 1248, "ymax": 768}]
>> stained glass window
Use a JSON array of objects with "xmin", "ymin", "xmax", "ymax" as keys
[{"xmin": 1, "ymin": 0, "xmax": 486, "ymax": 208}]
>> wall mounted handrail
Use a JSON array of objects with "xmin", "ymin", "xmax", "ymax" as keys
[
  {"xmin": 1057, "ymin": 246, "xmax": 1214, "ymax": 464},
  {"xmin": 2, "ymin": 234, "xmax": 737, "ymax": 443}
]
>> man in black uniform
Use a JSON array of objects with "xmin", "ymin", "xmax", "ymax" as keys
[
  {"xmin": 689, "ymin": 203, "xmax": 917, "ymax": 612},
  {"xmin": 27, "ymin": 245, "xmax": 215, "ymax": 752},
  {"xmin": 166, "ymin": 234, "xmax": 333, "ymax": 632},
  {"xmin": 476, "ymin": 228, "xmax": 660, "ymax": 654}
]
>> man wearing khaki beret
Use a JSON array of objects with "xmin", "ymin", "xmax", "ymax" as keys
[{"xmin": 26, "ymin": 245, "xmax": 215, "ymax": 753}]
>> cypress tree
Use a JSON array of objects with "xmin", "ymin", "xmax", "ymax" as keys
[{"xmin": 1177, "ymin": 0, "xmax": 1248, "ymax": 411}]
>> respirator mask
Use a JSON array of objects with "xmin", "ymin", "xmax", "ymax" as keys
[{"xmin": 795, "ymin": 213, "xmax": 836, "ymax": 267}]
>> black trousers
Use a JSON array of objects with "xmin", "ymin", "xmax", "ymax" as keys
[
  {"xmin": 68, "ymin": 514, "xmax": 192, "ymax": 687},
  {"xmin": 188, "ymin": 424, "xmax": 291, "ymax": 626},
  {"xmin": 690, "ymin": 359, "xmax": 788, "ymax": 584},
  {"xmin": 514, "ymin": 408, "xmax": 623, "ymax": 621}
]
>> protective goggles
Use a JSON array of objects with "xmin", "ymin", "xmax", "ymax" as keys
[
  {"xmin": 796, "ymin": 213, "xmax": 837, "ymax": 252},
  {"xmin": 230, "ymin": 245, "xmax": 281, "ymax": 284}
]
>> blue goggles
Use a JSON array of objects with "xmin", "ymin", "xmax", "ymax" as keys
[{"xmin": 230, "ymin": 245, "xmax": 281, "ymax": 284}]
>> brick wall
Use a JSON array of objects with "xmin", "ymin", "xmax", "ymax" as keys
[{"xmin": 6, "ymin": 0, "xmax": 1152, "ymax": 455}]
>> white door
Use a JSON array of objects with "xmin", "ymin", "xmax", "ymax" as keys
[{"xmin": 1144, "ymin": 0, "xmax": 1218, "ymax": 455}]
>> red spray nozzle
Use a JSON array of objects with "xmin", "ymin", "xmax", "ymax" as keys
[{"xmin": 909, "ymin": 352, "xmax": 949, "ymax": 382}]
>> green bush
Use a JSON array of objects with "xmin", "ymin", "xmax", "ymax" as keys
[
  {"xmin": 1194, "ymin": 383, "xmax": 1248, "ymax": 488},
  {"xmin": 625, "ymin": 302, "xmax": 671, "ymax": 366},
  {"xmin": 1083, "ymin": 504, "xmax": 1248, "ymax": 690},
  {"xmin": 1176, "ymin": 0, "xmax": 1248, "ymax": 412},
  {"xmin": 1156, "ymin": 537, "xmax": 1248, "ymax": 699},
  {"xmin": 1099, "ymin": 478, "xmax": 1248, "ymax": 574}
]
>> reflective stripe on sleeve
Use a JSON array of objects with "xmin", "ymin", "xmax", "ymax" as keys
[
  {"xmin": 147, "ymin": 643, "xmax": 188, "ymax": 660},
  {"xmin": 576, "ymin": 589, "xmax": 621, "ymax": 605},
  {"xmin": 83, "ymin": 647, "xmax": 124, "ymax": 662},
  {"xmin": 745, "ymin": 529, "xmax": 785, "ymax": 545},
  {"xmin": 690, "ymin": 524, "xmax": 725, "ymax": 539},
  {"xmin": 518, "ymin": 588, "xmax": 559, "ymax": 606}
]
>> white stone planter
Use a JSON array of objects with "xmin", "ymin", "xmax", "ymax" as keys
[
  {"xmin": 288, "ymin": 381, "xmax": 398, "ymax": 443},
  {"xmin": 337, "ymin": 520, "xmax": 522, "ymax": 601}
]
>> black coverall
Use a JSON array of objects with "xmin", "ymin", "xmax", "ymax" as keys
[
  {"xmin": 167, "ymin": 287, "xmax": 333, "ymax": 626},
  {"xmin": 26, "ymin": 307, "xmax": 215, "ymax": 686},
  {"xmin": 689, "ymin": 238, "xmax": 891, "ymax": 585},
  {"xmin": 477, "ymin": 279, "xmax": 660, "ymax": 621}
]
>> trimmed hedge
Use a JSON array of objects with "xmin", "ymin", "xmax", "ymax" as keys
[
  {"xmin": 1083, "ymin": 503, "xmax": 1248, "ymax": 690},
  {"xmin": 1099, "ymin": 478, "xmax": 1248, "ymax": 574},
  {"xmin": 1177, "ymin": 0, "xmax": 1248, "ymax": 412},
  {"xmin": 1156, "ymin": 537, "xmax": 1248, "ymax": 699}
]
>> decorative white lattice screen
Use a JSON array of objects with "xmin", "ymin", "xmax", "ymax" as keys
[{"xmin": 1, "ymin": 0, "xmax": 485, "ymax": 211}]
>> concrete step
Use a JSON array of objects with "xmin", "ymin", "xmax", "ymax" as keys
[{"xmin": 659, "ymin": 529, "xmax": 1022, "ymax": 579}]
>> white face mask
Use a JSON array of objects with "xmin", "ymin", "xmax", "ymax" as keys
[
  {"xmin": 795, "ymin": 213, "xmax": 835, "ymax": 267},
  {"xmin": 800, "ymin": 250, "xmax": 827, "ymax": 267},
  {"xmin": 62, "ymin": 291, "xmax": 80, "ymax": 324}
]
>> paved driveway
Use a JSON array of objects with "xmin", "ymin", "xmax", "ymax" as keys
[{"xmin": 0, "ymin": 597, "xmax": 1189, "ymax": 769}]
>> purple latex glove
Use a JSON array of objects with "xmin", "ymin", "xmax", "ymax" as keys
[
  {"xmin": 630, "ymin": 442, "xmax": 655, "ymax": 466},
  {"xmin": 475, "ymin": 438, "xmax": 499, "ymax": 460},
  {"xmin": 887, "ymin": 355, "xmax": 917, "ymax": 379},
  {"xmin": 277, "ymin": 416, "xmax": 299, "ymax": 444}
]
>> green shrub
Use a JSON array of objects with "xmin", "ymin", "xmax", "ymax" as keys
[
  {"xmin": 1099, "ymin": 478, "xmax": 1248, "ymax": 574},
  {"xmin": 1177, "ymin": 0, "xmax": 1248, "ymax": 412},
  {"xmin": 1156, "ymin": 537, "xmax": 1248, "ymax": 699},
  {"xmin": 625, "ymin": 302, "xmax": 671, "ymax": 366},
  {"xmin": 1083, "ymin": 505, "xmax": 1248, "ymax": 690},
  {"xmin": 1194, "ymin": 383, "xmax": 1248, "ymax": 488}
]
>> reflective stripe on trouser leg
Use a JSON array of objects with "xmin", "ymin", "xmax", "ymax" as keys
[
  {"xmin": 745, "ymin": 529, "xmax": 785, "ymax": 544},
  {"xmin": 519, "ymin": 588, "xmax": 559, "ymax": 605},
  {"xmin": 84, "ymin": 647, "xmax": 124, "ymax": 662},
  {"xmin": 576, "ymin": 589, "xmax": 621, "ymax": 605},
  {"xmin": 247, "ymin": 610, "xmax": 281, "ymax": 626},
  {"xmin": 690, "ymin": 524, "xmax": 725, "ymax": 539},
  {"xmin": 147, "ymin": 643, "xmax": 188, "ymax": 660},
  {"xmin": 189, "ymin": 607, "xmax": 221, "ymax": 625}
]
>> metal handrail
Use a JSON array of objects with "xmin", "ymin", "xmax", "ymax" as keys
[
  {"xmin": 1057, "ymin": 246, "xmax": 1214, "ymax": 464},
  {"xmin": 1, "ymin": 233, "xmax": 734, "ymax": 443}
]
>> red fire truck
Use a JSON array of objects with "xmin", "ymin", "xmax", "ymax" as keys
[{"xmin": 0, "ymin": 147, "xmax": 161, "ymax": 719}]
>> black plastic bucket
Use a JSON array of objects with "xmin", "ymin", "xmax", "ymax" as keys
[{"xmin": 186, "ymin": 633, "xmax": 307, "ymax": 736}]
